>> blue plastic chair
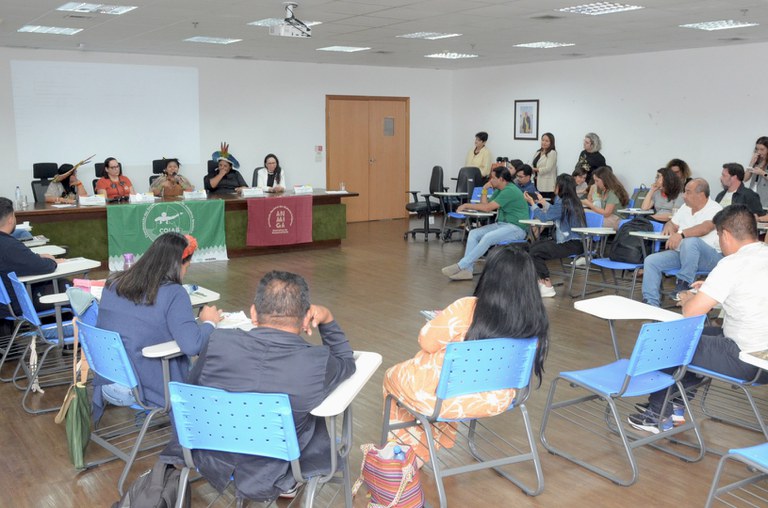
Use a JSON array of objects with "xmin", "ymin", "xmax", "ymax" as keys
[
  {"xmin": 7, "ymin": 272, "xmax": 75, "ymax": 414},
  {"xmin": 0, "ymin": 277, "xmax": 29, "ymax": 382},
  {"xmin": 443, "ymin": 187, "xmax": 494, "ymax": 242},
  {"xmin": 169, "ymin": 381, "xmax": 352, "ymax": 508},
  {"xmin": 564, "ymin": 210, "xmax": 604, "ymax": 297},
  {"xmin": 539, "ymin": 316, "xmax": 706, "ymax": 486},
  {"xmin": 584, "ymin": 219, "xmax": 664, "ymax": 300},
  {"xmin": 77, "ymin": 320, "xmax": 171, "ymax": 495},
  {"xmin": 382, "ymin": 337, "xmax": 543, "ymax": 507},
  {"xmin": 705, "ymin": 442, "xmax": 768, "ymax": 507}
]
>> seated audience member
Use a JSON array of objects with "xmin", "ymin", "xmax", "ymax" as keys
[
  {"xmin": 0, "ymin": 197, "xmax": 64, "ymax": 323},
  {"xmin": 96, "ymin": 157, "xmax": 134, "ymax": 200},
  {"xmin": 204, "ymin": 142, "xmax": 248, "ymax": 194},
  {"xmin": 575, "ymin": 132, "xmax": 606, "ymax": 184},
  {"xmin": 629, "ymin": 204, "xmax": 768, "ymax": 433},
  {"xmin": 385, "ymin": 247, "xmax": 549, "ymax": 458},
  {"xmin": 95, "ymin": 233, "xmax": 220, "ymax": 419},
  {"xmin": 45, "ymin": 163, "xmax": 88, "ymax": 204},
  {"xmin": 441, "ymin": 167, "xmax": 529, "ymax": 281},
  {"xmin": 582, "ymin": 165, "xmax": 629, "ymax": 230},
  {"xmin": 151, "ymin": 158, "xmax": 194, "ymax": 198},
  {"xmin": 525, "ymin": 174, "xmax": 586, "ymax": 298},
  {"xmin": 667, "ymin": 158, "xmax": 692, "ymax": 184},
  {"xmin": 572, "ymin": 167, "xmax": 589, "ymax": 199},
  {"xmin": 515, "ymin": 164, "xmax": 538, "ymax": 195},
  {"xmin": 171, "ymin": 270, "xmax": 356, "ymax": 501},
  {"xmin": 532, "ymin": 132, "xmax": 558, "ymax": 200},
  {"xmin": 641, "ymin": 178, "xmax": 723, "ymax": 307},
  {"xmin": 465, "ymin": 131, "xmax": 492, "ymax": 179},
  {"xmin": 640, "ymin": 167, "xmax": 684, "ymax": 222},
  {"xmin": 744, "ymin": 136, "xmax": 768, "ymax": 204},
  {"xmin": 253, "ymin": 153, "xmax": 288, "ymax": 192},
  {"xmin": 716, "ymin": 162, "xmax": 765, "ymax": 216}
]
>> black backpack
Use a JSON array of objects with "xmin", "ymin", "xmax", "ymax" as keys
[
  {"xmin": 112, "ymin": 459, "xmax": 190, "ymax": 508},
  {"xmin": 608, "ymin": 217, "xmax": 655, "ymax": 264}
]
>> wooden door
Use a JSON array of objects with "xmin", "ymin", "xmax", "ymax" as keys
[{"xmin": 327, "ymin": 96, "xmax": 409, "ymax": 222}]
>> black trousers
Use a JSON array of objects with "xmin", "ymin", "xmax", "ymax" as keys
[{"xmin": 528, "ymin": 239, "xmax": 583, "ymax": 279}]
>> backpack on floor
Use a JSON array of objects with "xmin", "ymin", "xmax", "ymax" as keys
[
  {"xmin": 607, "ymin": 217, "xmax": 655, "ymax": 264},
  {"xmin": 112, "ymin": 459, "xmax": 190, "ymax": 508}
]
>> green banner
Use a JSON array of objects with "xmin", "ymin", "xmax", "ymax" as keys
[{"xmin": 106, "ymin": 200, "xmax": 227, "ymax": 270}]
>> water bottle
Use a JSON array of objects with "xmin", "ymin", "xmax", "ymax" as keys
[
  {"xmin": 393, "ymin": 445, "xmax": 406, "ymax": 461},
  {"xmin": 15, "ymin": 186, "xmax": 21, "ymax": 210},
  {"xmin": 123, "ymin": 253, "xmax": 135, "ymax": 271}
]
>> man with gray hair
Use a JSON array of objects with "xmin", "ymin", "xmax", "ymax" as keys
[
  {"xmin": 642, "ymin": 178, "xmax": 723, "ymax": 306},
  {"xmin": 177, "ymin": 270, "xmax": 356, "ymax": 501}
]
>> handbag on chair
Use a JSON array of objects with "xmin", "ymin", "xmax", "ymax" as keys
[{"xmin": 353, "ymin": 442, "xmax": 425, "ymax": 508}]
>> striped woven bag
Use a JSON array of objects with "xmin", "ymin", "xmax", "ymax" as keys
[{"xmin": 352, "ymin": 443, "xmax": 425, "ymax": 508}]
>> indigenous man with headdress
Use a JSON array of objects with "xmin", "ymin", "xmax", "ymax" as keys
[{"xmin": 204, "ymin": 142, "xmax": 248, "ymax": 194}]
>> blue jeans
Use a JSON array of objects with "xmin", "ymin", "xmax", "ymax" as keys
[
  {"xmin": 101, "ymin": 382, "xmax": 137, "ymax": 406},
  {"xmin": 641, "ymin": 237, "xmax": 723, "ymax": 306},
  {"xmin": 458, "ymin": 222, "xmax": 526, "ymax": 272}
]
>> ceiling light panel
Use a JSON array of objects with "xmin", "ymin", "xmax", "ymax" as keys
[
  {"xmin": 515, "ymin": 41, "xmax": 575, "ymax": 49},
  {"xmin": 397, "ymin": 32, "xmax": 462, "ymax": 40},
  {"xmin": 57, "ymin": 3, "xmax": 137, "ymax": 15},
  {"xmin": 425, "ymin": 52, "xmax": 478, "ymax": 60},
  {"xmin": 316, "ymin": 46, "xmax": 370, "ymax": 53},
  {"xmin": 558, "ymin": 3, "xmax": 644, "ymax": 16},
  {"xmin": 18, "ymin": 25, "xmax": 83, "ymax": 35},
  {"xmin": 184, "ymin": 36, "xmax": 241, "ymax": 45},
  {"xmin": 679, "ymin": 20, "xmax": 759, "ymax": 31}
]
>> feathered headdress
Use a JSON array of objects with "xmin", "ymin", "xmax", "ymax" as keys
[{"xmin": 212, "ymin": 142, "xmax": 240, "ymax": 169}]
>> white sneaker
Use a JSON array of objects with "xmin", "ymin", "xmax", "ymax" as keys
[
  {"xmin": 574, "ymin": 256, "xmax": 586, "ymax": 267},
  {"xmin": 539, "ymin": 283, "xmax": 556, "ymax": 298}
]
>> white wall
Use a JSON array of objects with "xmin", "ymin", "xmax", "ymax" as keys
[
  {"xmin": 451, "ymin": 42, "xmax": 768, "ymax": 194},
  {"xmin": 0, "ymin": 47, "xmax": 453, "ymax": 200}
]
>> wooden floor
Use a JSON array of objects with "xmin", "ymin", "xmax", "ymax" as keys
[{"xmin": 1, "ymin": 218, "xmax": 765, "ymax": 507}]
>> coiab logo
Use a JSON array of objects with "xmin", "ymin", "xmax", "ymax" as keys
[{"xmin": 142, "ymin": 202, "xmax": 195, "ymax": 240}]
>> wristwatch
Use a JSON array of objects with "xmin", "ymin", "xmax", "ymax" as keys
[{"xmin": 680, "ymin": 231, "xmax": 686, "ymax": 239}]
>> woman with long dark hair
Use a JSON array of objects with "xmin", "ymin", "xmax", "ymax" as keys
[
  {"xmin": 254, "ymin": 153, "xmax": 289, "ymax": 192},
  {"xmin": 384, "ymin": 246, "xmax": 549, "ymax": 458},
  {"xmin": 45, "ymin": 163, "xmax": 88, "ymax": 204},
  {"xmin": 525, "ymin": 173, "xmax": 586, "ymax": 297},
  {"xmin": 532, "ymin": 132, "xmax": 558, "ymax": 200},
  {"xmin": 745, "ymin": 136, "xmax": 768, "ymax": 204},
  {"xmin": 640, "ymin": 167, "xmax": 683, "ymax": 222},
  {"xmin": 95, "ymin": 232, "xmax": 221, "ymax": 414},
  {"xmin": 582, "ymin": 165, "xmax": 629, "ymax": 230}
]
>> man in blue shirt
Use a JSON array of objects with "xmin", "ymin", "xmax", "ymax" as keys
[{"xmin": 516, "ymin": 164, "xmax": 538, "ymax": 196}]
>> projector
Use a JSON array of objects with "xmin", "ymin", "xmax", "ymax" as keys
[{"xmin": 269, "ymin": 22, "xmax": 311, "ymax": 38}]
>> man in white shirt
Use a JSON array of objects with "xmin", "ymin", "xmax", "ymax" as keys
[
  {"xmin": 641, "ymin": 178, "xmax": 723, "ymax": 306},
  {"xmin": 630, "ymin": 204, "xmax": 768, "ymax": 433}
]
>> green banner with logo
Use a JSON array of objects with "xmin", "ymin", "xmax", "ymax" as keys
[{"xmin": 106, "ymin": 200, "xmax": 227, "ymax": 270}]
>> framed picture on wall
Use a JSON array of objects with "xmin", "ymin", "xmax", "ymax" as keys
[{"xmin": 514, "ymin": 100, "xmax": 539, "ymax": 140}]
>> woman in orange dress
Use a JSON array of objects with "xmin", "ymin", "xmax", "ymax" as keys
[{"xmin": 383, "ymin": 247, "xmax": 550, "ymax": 458}]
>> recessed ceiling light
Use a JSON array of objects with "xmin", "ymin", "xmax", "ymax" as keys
[
  {"xmin": 514, "ymin": 41, "xmax": 576, "ymax": 49},
  {"xmin": 397, "ymin": 32, "xmax": 462, "ymax": 40},
  {"xmin": 184, "ymin": 36, "xmax": 242, "ymax": 45},
  {"xmin": 57, "ymin": 3, "xmax": 137, "ymax": 15},
  {"xmin": 316, "ymin": 46, "xmax": 370, "ymax": 53},
  {"xmin": 248, "ymin": 18, "xmax": 321, "ymax": 27},
  {"xmin": 679, "ymin": 20, "xmax": 759, "ymax": 31},
  {"xmin": 18, "ymin": 25, "xmax": 83, "ymax": 35},
  {"xmin": 425, "ymin": 52, "xmax": 478, "ymax": 60},
  {"xmin": 558, "ymin": 2, "xmax": 644, "ymax": 15}
]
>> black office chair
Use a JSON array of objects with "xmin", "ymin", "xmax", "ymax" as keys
[
  {"xmin": 251, "ymin": 166, "xmax": 265, "ymax": 187},
  {"xmin": 404, "ymin": 165, "xmax": 444, "ymax": 242},
  {"xmin": 31, "ymin": 162, "xmax": 58, "ymax": 203}
]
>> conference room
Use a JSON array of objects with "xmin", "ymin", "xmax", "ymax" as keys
[{"xmin": 2, "ymin": 0, "xmax": 768, "ymax": 506}]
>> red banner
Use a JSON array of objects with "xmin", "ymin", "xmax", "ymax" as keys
[{"xmin": 246, "ymin": 195, "xmax": 313, "ymax": 246}]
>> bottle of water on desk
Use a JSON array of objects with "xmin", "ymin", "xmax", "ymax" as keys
[
  {"xmin": 15, "ymin": 186, "xmax": 21, "ymax": 210},
  {"xmin": 123, "ymin": 253, "xmax": 135, "ymax": 271}
]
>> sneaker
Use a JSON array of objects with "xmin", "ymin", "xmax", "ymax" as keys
[
  {"xmin": 279, "ymin": 485, "xmax": 300, "ymax": 499},
  {"xmin": 574, "ymin": 256, "xmax": 586, "ymax": 267},
  {"xmin": 539, "ymin": 283, "xmax": 556, "ymax": 298},
  {"xmin": 671, "ymin": 403, "xmax": 686, "ymax": 426},
  {"xmin": 441, "ymin": 263, "xmax": 461, "ymax": 277},
  {"xmin": 672, "ymin": 279, "xmax": 691, "ymax": 301},
  {"xmin": 628, "ymin": 411, "xmax": 674, "ymax": 434},
  {"xmin": 449, "ymin": 269, "xmax": 474, "ymax": 281}
]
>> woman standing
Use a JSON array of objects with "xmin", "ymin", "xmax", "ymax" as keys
[
  {"xmin": 745, "ymin": 136, "xmax": 768, "ymax": 204},
  {"xmin": 45, "ymin": 163, "xmax": 88, "ymax": 204},
  {"xmin": 96, "ymin": 157, "xmax": 134, "ymax": 200},
  {"xmin": 582, "ymin": 165, "xmax": 629, "ymax": 231},
  {"xmin": 532, "ymin": 132, "xmax": 558, "ymax": 200},
  {"xmin": 525, "ymin": 174, "xmax": 586, "ymax": 298},
  {"xmin": 384, "ymin": 247, "xmax": 549, "ymax": 458},
  {"xmin": 574, "ymin": 132, "xmax": 606, "ymax": 184},
  {"xmin": 640, "ymin": 167, "xmax": 683, "ymax": 222},
  {"xmin": 465, "ymin": 131, "xmax": 492, "ymax": 179},
  {"xmin": 253, "ymin": 153, "xmax": 288, "ymax": 192}
]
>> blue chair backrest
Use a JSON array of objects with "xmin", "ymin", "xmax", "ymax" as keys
[
  {"xmin": 168, "ymin": 382, "xmax": 301, "ymax": 461},
  {"xmin": 585, "ymin": 211, "xmax": 604, "ymax": 228},
  {"xmin": 625, "ymin": 315, "xmax": 705, "ymax": 377},
  {"xmin": 77, "ymin": 321, "xmax": 139, "ymax": 389},
  {"xmin": 470, "ymin": 186, "xmax": 493, "ymax": 203},
  {"xmin": 0, "ymin": 278, "xmax": 14, "ymax": 316},
  {"xmin": 66, "ymin": 287, "xmax": 99, "ymax": 326},
  {"xmin": 7, "ymin": 272, "xmax": 41, "ymax": 327},
  {"xmin": 436, "ymin": 337, "xmax": 538, "ymax": 400}
]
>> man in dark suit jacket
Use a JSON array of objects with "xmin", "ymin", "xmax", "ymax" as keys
[
  {"xmin": 174, "ymin": 270, "xmax": 356, "ymax": 501},
  {"xmin": 716, "ymin": 163, "xmax": 765, "ymax": 217}
]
